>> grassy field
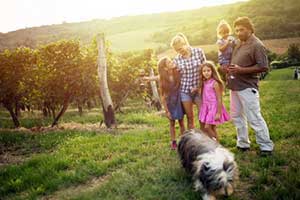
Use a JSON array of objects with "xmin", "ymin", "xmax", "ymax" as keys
[
  {"xmin": 0, "ymin": 67, "xmax": 300, "ymax": 200},
  {"xmin": 107, "ymin": 28, "xmax": 166, "ymax": 52}
]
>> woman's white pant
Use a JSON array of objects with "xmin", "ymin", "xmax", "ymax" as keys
[{"xmin": 230, "ymin": 88, "xmax": 274, "ymax": 151}]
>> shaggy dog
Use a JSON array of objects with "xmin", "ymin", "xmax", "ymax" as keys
[{"xmin": 178, "ymin": 129, "xmax": 238, "ymax": 200}]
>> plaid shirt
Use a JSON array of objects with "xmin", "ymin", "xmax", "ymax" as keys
[{"xmin": 174, "ymin": 47, "xmax": 206, "ymax": 93}]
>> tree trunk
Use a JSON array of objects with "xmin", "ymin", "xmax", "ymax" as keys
[
  {"xmin": 15, "ymin": 102, "xmax": 21, "ymax": 117},
  {"xmin": 78, "ymin": 102, "xmax": 83, "ymax": 116},
  {"xmin": 51, "ymin": 95, "xmax": 71, "ymax": 127},
  {"xmin": 50, "ymin": 107, "xmax": 56, "ymax": 120},
  {"xmin": 4, "ymin": 103, "xmax": 20, "ymax": 128},
  {"xmin": 114, "ymin": 90, "xmax": 130, "ymax": 113},
  {"xmin": 97, "ymin": 34, "xmax": 116, "ymax": 128},
  {"xmin": 149, "ymin": 68, "xmax": 162, "ymax": 111},
  {"xmin": 87, "ymin": 100, "xmax": 92, "ymax": 110},
  {"xmin": 26, "ymin": 105, "xmax": 31, "ymax": 112},
  {"xmin": 42, "ymin": 107, "xmax": 48, "ymax": 117}
]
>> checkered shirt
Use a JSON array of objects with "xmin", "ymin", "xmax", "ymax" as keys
[{"xmin": 174, "ymin": 47, "xmax": 206, "ymax": 93}]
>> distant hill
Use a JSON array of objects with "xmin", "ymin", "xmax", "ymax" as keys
[
  {"xmin": 159, "ymin": 37, "xmax": 300, "ymax": 59},
  {"xmin": 0, "ymin": 0, "xmax": 300, "ymax": 52}
]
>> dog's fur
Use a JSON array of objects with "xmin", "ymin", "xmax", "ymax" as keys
[{"xmin": 178, "ymin": 129, "xmax": 238, "ymax": 200}]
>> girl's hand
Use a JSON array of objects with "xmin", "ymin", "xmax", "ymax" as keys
[
  {"xmin": 215, "ymin": 113, "xmax": 221, "ymax": 121},
  {"xmin": 198, "ymin": 89, "xmax": 202, "ymax": 96},
  {"xmin": 165, "ymin": 111, "xmax": 172, "ymax": 120},
  {"xmin": 191, "ymin": 87, "xmax": 198, "ymax": 94}
]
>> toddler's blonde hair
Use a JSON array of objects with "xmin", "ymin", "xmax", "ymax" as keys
[{"xmin": 217, "ymin": 20, "xmax": 232, "ymax": 39}]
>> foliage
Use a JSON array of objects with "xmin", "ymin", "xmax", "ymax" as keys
[
  {"xmin": 270, "ymin": 44, "xmax": 300, "ymax": 69},
  {"xmin": 0, "ymin": 47, "xmax": 37, "ymax": 126},
  {"xmin": 287, "ymin": 43, "xmax": 300, "ymax": 61},
  {"xmin": 0, "ymin": 37, "xmax": 160, "ymax": 127}
]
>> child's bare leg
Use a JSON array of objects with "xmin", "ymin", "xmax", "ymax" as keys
[
  {"xmin": 178, "ymin": 118, "xmax": 185, "ymax": 135},
  {"xmin": 199, "ymin": 121, "xmax": 205, "ymax": 132},
  {"xmin": 182, "ymin": 102, "xmax": 194, "ymax": 129},
  {"xmin": 212, "ymin": 125, "xmax": 218, "ymax": 141},
  {"xmin": 204, "ymin": 124, "xmax": 216, "ymax": 140},
  {"xmin": 170, "ymin": 119, "xmax": 176, "ymax": 141}
]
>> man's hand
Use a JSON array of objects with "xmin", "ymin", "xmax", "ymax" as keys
[{"xmin": 228, "ymin": 64, "xmax": 242, "ymax": 75}]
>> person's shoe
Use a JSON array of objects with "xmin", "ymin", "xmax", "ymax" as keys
[
  {"xmin": 171, "ymin": 141, "xmax": 177, "ymax": 150},
  {"xmin": 259, "ymin": 150, "xmax": 273, "ymax": 157},
  {"xmin": 236, "ymin": 146, "xmax": 250, "ymax": 152}
]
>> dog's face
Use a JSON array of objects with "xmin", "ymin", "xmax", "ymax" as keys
[
  {"xmin": 178, "ymin": 130, "xmax": 238, "ymax": 200},
  {"xmin": 193, "ymin": 158, "xmax": 236, "ymax": 197}
]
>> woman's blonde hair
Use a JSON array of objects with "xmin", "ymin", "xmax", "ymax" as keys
[
  {"xmin": 217, "ymin": 20, "xmax": 232, "ymax": 39},
  {"xmin": 158, "ymin": 57, "xmax": 180, "ymax": 97},
  {"xmin": 199, "ymin": 61, "xmax": 224, "ymax": 95},
  {"xmin": 170, "ymin": 33, "xmax": 190, "ymax": 49}
]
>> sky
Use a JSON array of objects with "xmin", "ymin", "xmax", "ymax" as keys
[{"xmin": 0, "ymin": 0, "xmax": 247, "ymax": 33}]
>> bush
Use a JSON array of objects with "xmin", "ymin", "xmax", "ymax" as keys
[{"xmin": 270, "ymin": 60, "xmax": 300, "ymax": 69}]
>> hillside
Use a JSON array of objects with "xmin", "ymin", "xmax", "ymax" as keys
[
  {"xmin": 0, "ymin": 0, "xmax": 300, "ymax": 52},
  {"xmin": 158, "ymin": 37, "xmax": 300, "ymax": 59}
]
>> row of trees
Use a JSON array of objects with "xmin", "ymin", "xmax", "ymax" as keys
[{"xmin": 0, "ymin": 38, "xmax": 158, "ymax": 128}]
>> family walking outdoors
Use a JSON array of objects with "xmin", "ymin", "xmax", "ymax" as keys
[{"xmin": 154, "ymin": 16, "xmax": 274, "ymax": 156}]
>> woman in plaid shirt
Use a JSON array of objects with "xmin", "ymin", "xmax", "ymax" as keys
[{"xmin": 171, "ymin": 33, "xmax": 206, "ymax": 129}]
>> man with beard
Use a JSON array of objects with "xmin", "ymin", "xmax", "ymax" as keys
[{"xmin": 221, "ymin": 17, "xmax": 274, "ymax": 156}]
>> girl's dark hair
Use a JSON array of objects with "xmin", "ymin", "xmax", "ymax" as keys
[{"xmin": 158, "ymin": 57, "xmax": 180, "ymax": 97}]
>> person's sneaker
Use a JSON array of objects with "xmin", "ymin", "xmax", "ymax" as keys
[
  {"xmin": 237, "ymin": 146, "xmax": 250, "ymax": 152},
  {"xmin": 259, "ymin": 150, "xmax": 273, "ymax": 157},
  {"xmin": 171, "ymin": 141, "xmax": 177, "ymax": 150}
]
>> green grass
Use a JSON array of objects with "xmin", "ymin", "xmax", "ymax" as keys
[{"xmin": 0, "ymin": 67, "xmax": 299, "ymax": 199}]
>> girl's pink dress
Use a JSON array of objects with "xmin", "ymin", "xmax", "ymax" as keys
[{"xmin": 199, "ymin": 79, "xmax": 230, "ymax": 125}]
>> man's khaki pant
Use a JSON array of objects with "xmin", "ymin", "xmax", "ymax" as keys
[{"xmin": 230, "ymin": 88, "xmax": 274, "ymax": 151}]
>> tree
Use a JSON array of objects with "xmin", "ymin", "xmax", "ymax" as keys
[
  {"xmin": 287, "ymin": 43, "xmax": 300, "ymax": 61},
  {"xmin": 97, "ymin": 34, "xmax": 116, "ymax": 128},
  {"xmin": 73, "ymin": 39, "xmax": 99, "ymax": 116},
  {"xmin": 37, "ymin": 40, "xmax": 82, "ymax": 127},
  {"xmin": 0, "ymin": 47, "xmax": 37, "ymax": 127}
]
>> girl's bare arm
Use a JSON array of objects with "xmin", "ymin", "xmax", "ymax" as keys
[{"xmin": 214, "ymin": 82, "xmax": 223, "ymax": 120}]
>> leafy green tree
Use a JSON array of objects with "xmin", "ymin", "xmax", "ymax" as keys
[
  {"xmin": 287, "ymin": 43, "xmax": 300, "ymax": 61},
  {"xmin": 37, "ymin": 40, "xmax": 81, "ymax": 126},
  {"xmin": 0, "ymin": 47, "xmax": 37, "ymax": 127},
  {"xmin": 72, "ymin": 39, "xmax": 100, "ymax": 115}
]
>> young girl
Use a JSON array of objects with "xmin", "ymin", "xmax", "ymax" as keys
[
  {"xmin": 216, "ymin": 20, "xmax": 236, "ymax": 79},
  {"xmin": 198, "ymin": 61, "xmax": 230, "ymax": 141},
  {"xmin": 158, "ymin": 57, "xmax": 185, "ymax": 150}
]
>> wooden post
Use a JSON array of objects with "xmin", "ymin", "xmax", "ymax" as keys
[
  {"xmin": 149, "ymin": 68, "xmax": 162, "ymax": 111},
  {"xmin": 97, "ymin": 33, "xmax": 116, "ymax": 128}
]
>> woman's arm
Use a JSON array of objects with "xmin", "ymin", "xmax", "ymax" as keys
[
  {"xmin": 142, "ymin": 75, "xmax": 159, "ymax": 82},
  {"xmin": 214, "ymin": 82, "xmax": 222, "ymax": 121}
]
